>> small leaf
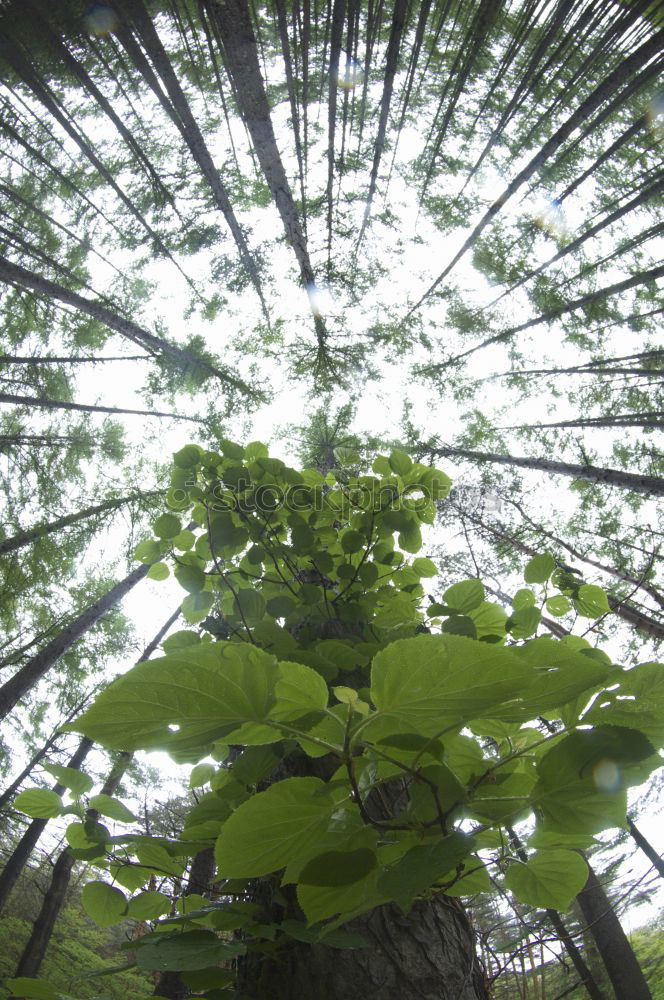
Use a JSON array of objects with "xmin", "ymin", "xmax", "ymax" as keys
[
  {"xmin": 411, "ymin": 557, "xmax": 438, "ymax": 578},
  {"xmin": 512, "ymin": 588, "xmax": 536, "ymax": 610},
  {"xmin": 546, "ymin": 595, "xmax": 571, "ymax": 616},
  {"xmin": 147, "ymin": 562, "xmax": 170, "ymax": 581},
  {"xmin": 154, "ymin": 514, "xmax": 182, "ymax": 539},
  {"xmin": 126, "ymin": 890, "xmax": 171, "ymax": 921},
  {"xmin": 42, "ymin": 765, "xmax": 93, "ymax": 796},
  {"xmin": 505, "ymin": 850, "xmax": 588, "ymax": 911},
  {"xmin": 88, "ymin": 794, "xmax": 136, "ymax": 823},
  {"xmin": 574, "ymin": 584, "xmax": 611, "ymax": 619},
  {"xmin": 524, "ymin": 553, "xmax": 556, "ymax": 584},
  {"xmin": 378, "ymin": 832, "xmax": 474, "ymax": 908},
  {"xmin": 189, "ymin": 763, "xmax": 215, "ymax": 788},
  {"xmin": 81, "ymin": 881, "xmax": 127, "ymax": 927},
  {"xmin": 388, "ymin": 449, "xmax": 412, "ymax": 475},
  {"xmin": 14, "ymin": 788, "xmax": 62, "ymax": 819},
  {"xmin": 443, "ymin": 579, "xmax": 485, "ymax": 613}
]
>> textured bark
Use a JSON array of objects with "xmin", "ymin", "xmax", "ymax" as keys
[
  {"xmin": 239, "ymin": 895, "xmax": 489, "ymax": 1000},
  {"xmin": 0, "ymin": 737, "xmax": 93, "ymax": 914},
  {"xmin": 325, "ymin": 0, "xmax": 346, "ymax": 272},
  {"xmin": 0, "ymin": 563, "xmax": 149, "ymax": 720},
  {"xmin": 0, "ymin": 354, "xmax": 149, "ymax": 365},
  {"xmin": 0, "ymin": 491, "xmax": 160, "ymax": 558},
  {"xmin": 575, "ymin": 859, "xmax": 652, "ymax": 1000}
]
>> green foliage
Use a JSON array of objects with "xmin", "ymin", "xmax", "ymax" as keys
[{"xmin": 58, "ymin": 443, "xmax": 664, "ymax": 994}]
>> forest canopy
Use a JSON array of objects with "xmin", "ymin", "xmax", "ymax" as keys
[{"xmin": 0, "ymin": 0, "xmax": 662, "ymax": 998}]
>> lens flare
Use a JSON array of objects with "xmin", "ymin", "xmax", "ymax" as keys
[
  {"xmin": 306, "ymin": 283, "xmax": 334, "ymax": 319},
  {"xmin": 84, "ymin": 4, "xmax": 119, "ymax": 36},
  {"xmin": 592, "ymin": 759, "xmax": 621, "ymax": 793},
  {"xmin": 337, "ymin": 57, "xmax": 364, "ymax": 91},
  {"xmin": 532, "ymin": 197, "xmax": 569, "ymax": 240},
  {"xmin": 646, "ymin": 89, "xmax": 664, "ymax": 141}
]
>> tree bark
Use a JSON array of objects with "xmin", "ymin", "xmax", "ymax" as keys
[
  {"xmin": 0, "ymin": 737, "xmax": 93, "ymax": 914},
  {"xmin": 0, "ymin": 491, "xmax": 161, "ymax": 557},
  {"xmin": 238, "ymin": 894, "xmax": 489, "ymax": 1000},
  {"xmin": 0, "ymin": 564, "xmax": 149, "ymax": 720},
  {"xmin": 575, "ymin": 859, "xmax": 652, "ymax": 1000},
  {"xmin": 430, "ymin": 445, "xmax": 664, "ymax": 497}
]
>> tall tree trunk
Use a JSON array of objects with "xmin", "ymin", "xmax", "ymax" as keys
[
  {"xmin": 14, "ymin": 613, "xmax": 180, "ymax": 976},
  {"xmin": 0, "ymin": 490, "xmax": 161, "ymax": 558},
  {"xmin": 429, "ymin": 445, "xmax": 664, "ymax": 497},
  {"xmin": 575, "ymin": 859, "xmax": 652, "ymax": 1000},
  {"xmin": 325, "ymin": 0, "xmax": 346, "ymax": 275},
  {"xmin": 0, "ymin": 737, "xmax": 93, "ymax": 914},
  {"xmin": 0, "ymin": 254, "xmax": 254, "ymax": 395},
  {"xmin": 153, "ymin": 847, "xmax": 216, "ymax": 999},
  {"xmin": 0, "ymin": 564, "xmax": 150, "ymax": 720},
  {"xmin": 238, "ymin": 893, "xmax": 489, "ymax": 999},
  {"xmin": 445, "ymin": 262, "xmax": 664, "ymax": 366},
  {"xmin": 0, "ymin": 354, "xmax": 150, "ymax": 365},
  {"xmin": 355, "ymin": 0, "xmax": 408, "ymax": 247},
  {"xmin": 0, "ymin": 392, "xmax": 203, "ymax": 423},
  {"xmin": 206, "ymin": 0, "xmax": 329, "ymax": 354},
  {"xmin": 407, "ymin": 25, "xmax": 664, "ymax": 316}
]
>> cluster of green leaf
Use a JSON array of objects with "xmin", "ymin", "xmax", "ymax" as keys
[{"xmin": 11, "ymin": 442, "xmax": 664, "ymax": 998}]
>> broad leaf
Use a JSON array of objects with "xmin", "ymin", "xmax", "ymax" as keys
[
  {"xmin": 88, "ymin": 794, "xmax": 136, "ymax": 823},
  {"xmin": 135, "ymin": 930, "xmax": 245, "ymax": 971},
  {"xmin": 377, "ymin": 832, "xmax": 475, "ymax": 908},
  {"xmin": 505, "ymin": 849, "xmax": 588, "ymax": 911},
  {"xmin": 14, "ymin": 788, "xmax": 62, "ymax": 819},
  {"xmin": 42, "ymin": 765, "xmax": 93, "ymax": 796},
  {"xmin": 126, "ymin": 891, "xmax": 171, "ymax": 921},
  {"xmin": 81, "ymin": 881, "xmax": 127, "ymax": 927}
]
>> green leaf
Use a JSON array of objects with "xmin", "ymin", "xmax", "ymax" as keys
[
  {"xmin": 215, "ymin": 777, "xmax": 338, "ymax": 877},
  {"xmin": 189, "ymin": 762, "xmax": 215, "ymax": 788},
  {"xmin": 181, "ymin": 591, "xmax": 214, "ymax": 624},
  {"xmin": 154, "ymin": 513, "xmax": 182, "ymax": 539},
  {"xmin": 126, "ymin": 890, "xmax": 171, "ymax": 921},
  {"xmin": 68, "ymin": 643, "xmax": 280, "ymax": 750},
  {"xmin": 504, "ymin": 850, "xmax": 588, "ymax": 911},
  {"xmin": 443, "ymin": 579, "xmax": 485, "ymax": 613},
  {"xmin": 574, "ymin": 584, "xmax": 611, "ymax": 618},
  {"xmin": 297, "ymin": 867, "xmax": 385, "ymax": 925},
  {"xmin": 441, "ymin": 615, "xmax": 477, "ymax": 638},
  {"xmin": 81, "ymin": 881, "xmax": 127, "ymax": 927},
  {"xmin": 175, "ymin": 564, "xmax": 206, "ymax": 594},
  {"xmin": 88, "ymin": 794, "xmax": 136, "ymax": 823},
  {"xmin": 233, "ymin": 589, "xmax": 266, "ymax": 620},
  {"xmin": 298, "ymin": 849, "xmax": 377, "ymax": 887},
  {"xmin": 135, "ymin": 930, "xmax": 245, "ymax": 971},
  {"xmin": 341, "ymin": 529, "xmax": 365, "ymax": 554},
  {"xmin": 388, "ymin": 449, "xmax": 412, "ymax": 475},
  {"xmin": 507, "ymin": 606, "xmax": 541, "ymax": 639},
  {"xmin": 147, "ymin": 562, "xmax": 170, "ymax": 581},
  {"xmin": 378, "ymin": 832, "xmax": 474, "ymax": 908},
  {"xmin": 42, "ymin": 764, "xmax": 93, "ymax": 796},
  {"xmin": 14, "ymin": 788, "xmax": 62, "ymax": 819},
  {"xmin": 365, "ymin": 635, "xmax": 532, "ymax": 740},
  {"xmin": 5, "ymin": 979, "xmax": 59, "ymax": 999},
  {"xmin": 266, "ymin": 595, "xmax": 296, "ymax": 618},
  {"xmin": 513, "ymin": 588, "xmax": 536, "ymax": 610},
  {"xmin": 411, "ymin": 557, "xmax": 437, "ymax": 578},
  {"xmin": 546, "ymin": 595, "xmax": 571, "ymax": 616},
  {"xmin": 524, "ymin": 553, "xmax": 556, "ymax": 584},
  {"xmin": 537, "ymin": 726, "xmax": 655, "ymax": 788},
  {"xmin": 173, "ymin": 444, "xmax": 202, "ymax": 469}
]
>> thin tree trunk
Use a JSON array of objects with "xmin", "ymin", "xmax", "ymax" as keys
[
  {"xmin": 326, "ymin": 0, "xmax": 346, "ymax": 275},
  {"xmin": 0, "ymin": 354, "xmax": 150, "ymax": 365},
  {"xmin": 627, "ymin": 818, "xmax": 664, "ymax": 879},
  {"xmin": 0, "ymin": 564, "xmax": 150, "ymax": 720},
  {"xmin": 505, "ymin": 413, "xmax": 664, "ymax": 431},
  {"xmin": 575, "ymin": 859, "xmax": 652, "ymax": 1000},
  {"xmin": 0, "ymin": 254, "xmax": 254, "ymax": 395},
  {"xmin": 0, "ymin": 737, "xmax": 93, "ymax": 914},
  {"xmin": 0, "ymin": 695, "xmax": 94, "ymax": 812},
  {"xmin": 429, "ymin": 445, "xmax": 664, "ymax": 497},
  {"xmin": 406, "ymin": 25, "xmax": 664, "ymax": 316},
  {"xmin": 444, "ymin": 262, "xmax": 664, "ymax": 367},
  {"xmin": 0, "ymin": 490, "xmax": 161, "ymax": 558},
  {"xmin": 506, "ymin": 827, "xmax": 606, "ymax": 1000},
  {"xmin": 14, "ymin": 612, "xmax": 180, "ymax": 976},
  {"xmin": 0, "ymin": 391, "xmax": 204, "ymax": 423},
  {"xmin": 153, "ymin": 847, "xmax": 216, "ymax": 998},
  {"xmin": 355, "ymin": 0, "xmax": 408, "ymax": 248}
]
